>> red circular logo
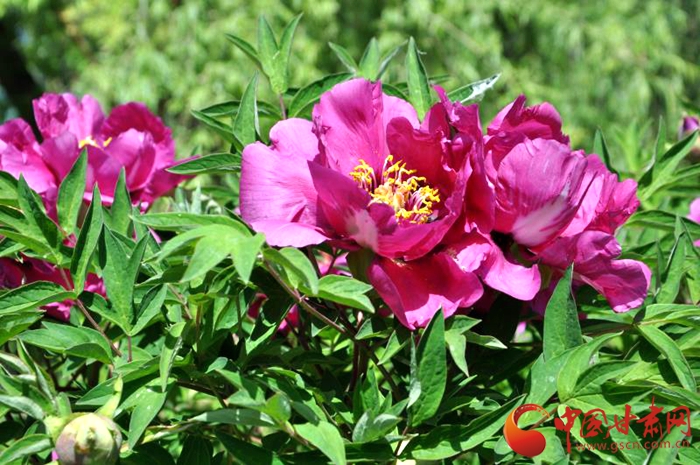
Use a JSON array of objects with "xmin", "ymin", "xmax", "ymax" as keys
[{"xmin": 503, "ymin": 403, "xmax": 550, "ymax": 458}]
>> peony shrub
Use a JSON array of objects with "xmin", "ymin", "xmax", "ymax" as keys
[{"xmin": 0, "ymin": 17, "xmax": 698, "ymax": 465}]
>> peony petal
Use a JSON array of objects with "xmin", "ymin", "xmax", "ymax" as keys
[
  {"xmin": 368, "ymin": 253, "xmax": 483, "ymax": 330},
  {"xmin": 0, "ymin": 119, "xmax": 57, "ymax": 195},
  {"xmin": 33, "ymin": 93, "xmax": 104, "ymax": 141},
  {"xmin": 451, "ymin": 232, "xmax": 541, "ymax": 301},
  {"xmin": 101, "ymin": 129, "xmax": 157, "ymax": 194},
  {"xmin": 40, "ymin": 132, "xmax": 81, "ymax": 182},
  {"xmin": 250, "ymin": 220, "xmax": 331, "ymax": 247},
  {"xmin": 102, "ymin": 102, "xmax": 174, "ymax": 168},
  {"xmin": 240, "ymin": 138, "xmax": 331, "ymax": 247},
  {"xmin": 313, "ymin": 78, "xmax": 394, "ymax": 175},
  {"xmin": 690, "ymin": 197, "xmax": 700, "ymax": 224},
  {"xmin": 494, "ymin": 138, "xmax": 588, "ymax": 248}
]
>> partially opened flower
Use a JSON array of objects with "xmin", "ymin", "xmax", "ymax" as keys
[
  {"xmin": 240, "ymin": 78, "xmax": 483, "ymax": 329},
  {"xmin": 0, "ymin": 93, "xmax": 190, "ymax": 213}
]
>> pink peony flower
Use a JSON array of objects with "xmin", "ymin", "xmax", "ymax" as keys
[
  {"xmin": 0, "ymin": 93, "xmax": 190, "ymax": 213},
  {"xmin": 240, "ymin": 78, "xmax": 484, "ymax": 329},
  {"xmin": 470, "ymin": 96, "xmax": 650, "ymax": 312}
]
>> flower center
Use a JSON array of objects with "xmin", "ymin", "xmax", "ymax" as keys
[
  {"xmin": 350, "ymin": 155, "xmax": 440, "ymax": 224},
  {"xmin": 79, "ymin": 135, "xmax": 112, "ymax": 149}
]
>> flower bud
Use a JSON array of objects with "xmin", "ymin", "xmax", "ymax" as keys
[
  {"xmin": 680, "ymin": 116, "xmax": 700, "ymax": 139},
  {"xmin": 55, "ymin": 413, "xmax": 122, "ymax": 465}
]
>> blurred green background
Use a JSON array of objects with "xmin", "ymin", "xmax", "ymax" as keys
[{"xmin": 1, "ymin": 0, "xmax": 699, "ymax": 165}]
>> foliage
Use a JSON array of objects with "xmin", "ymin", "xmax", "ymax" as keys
[{"xmin": 0, "ymin": 11, "xmax": 699, "ymax": 465}]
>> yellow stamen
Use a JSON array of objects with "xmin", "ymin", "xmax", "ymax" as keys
[
  {"xmin": 350, "ymin": 155, "xmax": 440, "ymax": 224},
  {"xmin": 78, "ymin": 135, "xmax": 112, "ymax": 149}
]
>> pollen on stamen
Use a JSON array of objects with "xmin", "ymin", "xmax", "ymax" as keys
[{"xmin": 350, "ymin": 155, "xmax": 440, "ymax": 224}]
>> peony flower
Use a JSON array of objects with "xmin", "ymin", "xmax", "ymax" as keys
[
  {"xmin": 679, "ymin": 115, "xmax": 699, "ymax": 139},
  {"xmin": 0, "ymin": 93, "xmax": 190, "ymax": 213},
  {"xmin": 467, "ymin": 95, "xmax": 650, "ymax": 312},
  {"xmin": 240, "ymin": 78, "xmax": 484, "ymax": 329}
]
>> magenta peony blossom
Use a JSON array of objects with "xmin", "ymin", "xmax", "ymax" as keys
[
  {"xmin": 241, "ymin": 78, "xmax": 484, "ymax": 329},
  {"xmin": 679, "ymin": 116, "xmax": 699, "ymax": 139},
  {"xmin": 0, "ymin": 93, "xmax": 189, "ymax": 213},
  {"xmin": 689, "ymin": 198, "xmax": 700, "ymax": 246},
  {"xmin": 474, "ymin": 96, "xmax": 649, "ymax": 312}
]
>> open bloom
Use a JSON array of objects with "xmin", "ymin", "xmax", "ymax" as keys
[
  {"xmin": 467, "ymin": 96, "xmax": 650, "ymax": 312},
  {"xmin": 0, "ymin": 93, "xmax": 189, "ymax": 213},
  {"xmin": 241, "ymin": 79, "xmax": 483, "ymax": 328}
]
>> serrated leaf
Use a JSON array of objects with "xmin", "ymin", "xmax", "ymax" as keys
[
  {"xmin": 405, "ymin": 37, "xmax": 432, "ymax": 119},
  {"xmin": 56, "ymin": 149, "xmax": 87, "ymax": 234},
  {"xmin": 17, "ymin": 175, "xmax": 60, "ymax": 250}
]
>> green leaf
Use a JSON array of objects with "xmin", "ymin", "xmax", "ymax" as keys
[
  {"xmin": 216, "ymin": 431, "xmax": 284, "ymax": 465},
  {"xmin": 257, "ymin": 16, "xmax": 285, "ymax": 94},
  {"xmin": 109, "ymin": 170, "xmax": 132, "ymax": 235},
  {"xmin": 190, "ymin": 110, "xmax": 235, "ymax": 143},
  {"xmin": 101, "ymin": 229, "xmax": 148, "ymax": 333},
  {"xmin": 192, "ymin": 408, "xmax": 275, "ymax": 427},
  {"xmin": 230, "ymin": 233, "xmax": 265, "ymax": 283},
  {"xmin": 225, "ymin": 34, "xmax": 262, "ymax": 69},
  {"xmin": 358, "ymin": 38, "xmax": 380, "ymax": 79},
  {"xmin": 409, "ymin": 309, "xmax": 446, "ymax": 426},
  {"xmin": 405, "ymin": 396, "xmax": 523, "ymax": 460},
  {"xmin": 182, "ymin": 235, "xmax": 235, "ymax": 282},
  {"xmin": 0, "ymin": 395, "xmax": 45, "ymax": 420},
  {"xmin": 176, "ymin": 436, "xmax": 212, "ymax": 465},
  {"xmin": 127, "ymin": 383, "xmax": 169, "ymax": 448},
  {"xmin": 0, "ymin": 312, "xmax": 42, "ymax": 346},
  {"xmin": 160, "ymin": 322, "xmax": 185, "ymax": 392},
  {"xmin": 377, "ymin": 41, "xmax": 405, "ymax": 79},
  {"xmin": 445, "ymin": 329, "xmax": 469, "ymax": 376},
  {"xmin": 463, "ymin": 331, "xmax": 507, "ymax": 350},
  {"xmin": 638, "ymin": 130, "xmax": 698, "ymax": 200},
  {"xmin": 0, "ymin": 434, "xmax": 52, "ymax": 465},
  {"xmin": 277, "ymin": 13, "xmax": 302, "ymax": 91},
  {"xmin": 289, "ymin": 73, "xmax": 353, "ymax": 117},
  {"xmin": 17, "ymin": 175, "xmax": 60, "ymax": 250},
  {"xmin": 264, "ymin": 247, "xmax": 319, "ymax": 295},
  {"xmin": 626, "ymin": 210, "xmax": 700, "ymax": 237},
  {"xmin": 637, "ymin": 325, "xmax": 696, "ymax": 391},
  {"xmin": 70, "ymin": 186, "xmax": 103, "ymax": 294},
  {"xmin": 295, "ymin": 421, "xmax": 346, "ymax": 465},
  {"xmin": 56, "ymin": 149, "xmax": 87, "ymax": 234},
  {"xmin": 317, "ymin": 275, "xmax": 373, "ymax": 313},
  {"xmin": 352, "ymin": 412, "xmax": 400, "ymax": 443},
  {"xmin": 135, "ymin": 213, "xmax": 249, "ymax": 234},
  {"xmin": 20, "ymin": 322, "xmax": 112, "ymax": 364},
  {"xmin": 572, "ymin": 361, "xmax": 637, "ymax": 397},
  {"xmin": 592, "ymin": 129, "xmax": 618, "ymax": 175},
  {"xmin": 262, "ymin": 393, "xmax": 292, "ymax": 425},
  {"xmin": 405, "ymin": 37, "xmax": 432, "ymax": 119},
  {"xmin": 447, "ymin": 73, "xmax": 501, "ymax": 103},
  {"xmin": 132, "ymin": 285, "xmax": 167, "ymax": 334},
  {"xmin": 0, "ymin": 281, "xmax": 74, "ymax": 314},
  {"xmin": 233, "ymin": 72, "xmax": 260, "ymax": 146},
  {"xmin": 543, "ymin": 266, "xmax": 582, "ymax": 361},
  {"xmin": 328, "ymin": 42, "xmax": 358, "ymax": 72},
  {"xmin": 0, "ymin": 172, "xmax": 18, "ymax": 207},
  {"xmin": 656, "ymin": 228, "xmax": 686, "ymax": 304},
  {"xmin": 166, "ymin": 153, "xmax": 240, "ymax": 175}
]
